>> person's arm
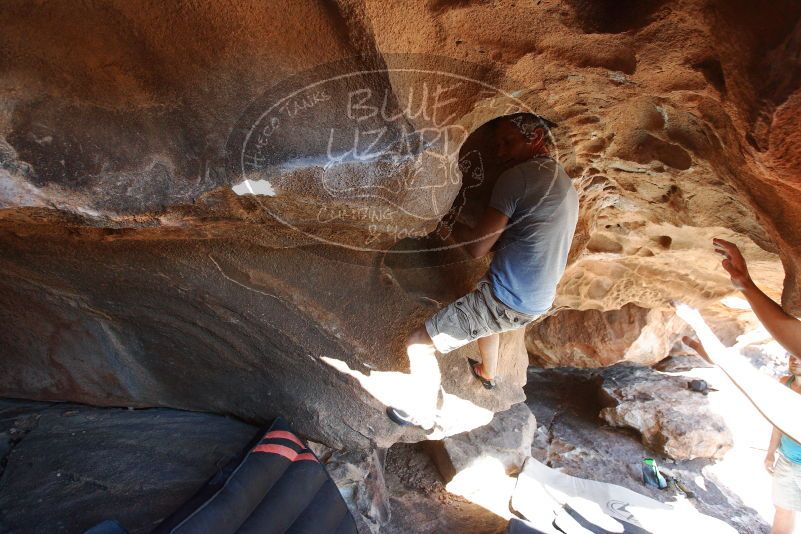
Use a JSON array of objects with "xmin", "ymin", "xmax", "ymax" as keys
[
  {"xmin": 714, "ymin": 238, "xmax": 801, "ymax": 356},
  {"xmin": 766, "ymin": 425, "xmax": 782, "ymax": 474},
  {"xmin": 676, "ymin": 240, "xmax": 801, "ymax": 445},
  {"xmin": 450, "ymin": 167, "xmax": 521, "ymax": 259},
  {"xmin": 679, "ymin": 305, "xmax": 801, "ymax": 444},
  {"xmin": 451, "ymin": 207, "xmax": 509, "ymax": 259},
  {"xmin": 764, "ymin": 378, "xmax": 789, "ymax": 474}
]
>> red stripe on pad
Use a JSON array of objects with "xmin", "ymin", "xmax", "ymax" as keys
[
  {"xmin": 252, "ymin": 444, "xmax": 298, "ymax": 461},
  {"xmin": 251, "ymin": 444, "xmax": 319, "ymax": 463},
  {"xmin": 262, "ymin": 430, "xmax": 305, "ymax": 448}
]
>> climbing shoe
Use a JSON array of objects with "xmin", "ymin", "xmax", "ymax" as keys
[
  {"xmin": 386, "ymin": 407, "xmax": 434, "ymax": 431},
  {"xmin": 468, "ymin": 358, "xmax": 496, "ymax": 389}
]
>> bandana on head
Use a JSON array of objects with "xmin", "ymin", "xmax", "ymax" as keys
[{"xmin": 509, "ymin": 115, "xmax": 546, "ymax": 142}]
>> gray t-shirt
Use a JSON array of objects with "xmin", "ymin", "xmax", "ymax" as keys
[{"xmin": 487, "ymin": 156, "xmax": 578, "ymax": 316}]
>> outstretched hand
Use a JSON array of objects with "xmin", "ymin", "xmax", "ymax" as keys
[{"xmin": 713, "ymin": 238, "xmax": 752, "ymax": 290}]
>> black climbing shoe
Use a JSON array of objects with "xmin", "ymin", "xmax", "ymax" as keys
[
  {"xmin": 386, "ymin": 407, "xmax": 434, "ymax": 431},
  {"xmin": 468, "ymin": 358, "xmax": 496, "ymax": 390}
]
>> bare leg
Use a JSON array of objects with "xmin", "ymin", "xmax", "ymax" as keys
[
  {"xmin": 402, "ymin": 325, "xmax": 440, "ymax": 427},
  {"xmin": 477, "ymin": 332, "xmax": 500, "ymax": 379},
  {"xmin": 406, "ymin": 324, "xmax": 435, "ymax": 351},
  {"xmin": 772, "ymin": 507, "xmax": 796, "ymax": 534}
]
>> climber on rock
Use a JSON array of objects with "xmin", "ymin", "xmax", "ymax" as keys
[
  {"xmin": 387, "ymin": 113, "xmax": 579, "ymax": 429},
  {"xmin": 682, "ymin": 238, "xmax": 801, "ymax": 534}
]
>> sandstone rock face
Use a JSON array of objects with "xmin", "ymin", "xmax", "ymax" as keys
[
  {"xmin": 527, "ymin": 303, "xmax": 688, "ymax": 368},
  {"xmin": 598, "ymin": 364, "xmax": 733, "ymax": 460},
  {"xmin": 382, "ymin": 442, "xmax": 509, "ymax": 534},
  {"xmin": 428, "ymin": 402, "xmax": 537, "ymax": 520},
  {"xmin": 0, "ymin": 0, "xmax": 798, "ymax": 447},
  {"xmin": 430, "ymin": 402, "xmax": 537, "ymax": 483}
]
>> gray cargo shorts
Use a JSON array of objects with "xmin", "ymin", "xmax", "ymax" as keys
[{"xmin": 424, "ymin": 276, "xmax": 541, "ymax": 354}]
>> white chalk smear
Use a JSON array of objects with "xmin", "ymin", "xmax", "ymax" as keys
[
  {"xmin": 231, "ymin": 179, "xmax": 276, "ymax": 197},
  {"xmin": 720, "ymin": 295, "xmax": 750, "ymax": 310}
]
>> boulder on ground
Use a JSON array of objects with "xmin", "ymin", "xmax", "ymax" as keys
[
  {"xmin": 527, "ymin": 304, "xmax": 688, "ymax": 368},
  {"xmin": 427, "ymin": 402, "xmax": 537, "ymax": 519},
  {"xmin": 598, "ymin": 364, "xmax": 733, "ymax": 460},
  {"xmin": 429, "ymin": 402, "xmax": 537, "ymax": 483},
  {"xmin": 0, "ymin": 0, "xmax": 796, "ymax": 449}
]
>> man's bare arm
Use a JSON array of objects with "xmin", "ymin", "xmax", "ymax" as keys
[
  {"xmin": 714, "ymin": 238, "xmax": 801, "ymax": 356},
  {"xmin": 450, "ymin": 207, "xmax": 509, "ymax": 259},
  {"xmin": 741, "ymin": 281, "xmax": 801, "ymax": 357}
]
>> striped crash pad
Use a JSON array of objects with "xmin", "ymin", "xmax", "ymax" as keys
[{"xmin": 151, "ymin": 416, "xmax": 358, "ymax": 534}]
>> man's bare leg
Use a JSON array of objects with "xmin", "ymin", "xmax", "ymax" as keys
[
  {"xmin": 476, "ymin": 333, "xmax": 500, "ymax": 379},
  {"xmin": 397, "ymin": 325, "xmax": 440, "ymax": 427},
  {"xmin": 406, "ymin": 325, "xmax": 435, "ymax": 352},
  {"xmin": 772, "ymin": 507, "xmax": 795, "ymax": 534}
]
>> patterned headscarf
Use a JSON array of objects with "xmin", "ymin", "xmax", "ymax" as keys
[{"xmin": 501, "ymin": 113, "xmax": 556, "ymax": 145}]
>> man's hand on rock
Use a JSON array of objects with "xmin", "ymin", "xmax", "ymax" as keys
[{"xmin": 713, "ymin": 238, "xmax": 753, "ymax": 291}]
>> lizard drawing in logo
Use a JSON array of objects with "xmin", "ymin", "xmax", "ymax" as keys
[{"xmin": 606, "ymin": 500, "xmax": 640, "ymax": 525}]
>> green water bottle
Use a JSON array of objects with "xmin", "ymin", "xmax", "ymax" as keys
[{"xmin": 642, "ymin": 458, "xmax": 668, "ymax": 489}]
